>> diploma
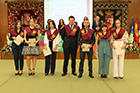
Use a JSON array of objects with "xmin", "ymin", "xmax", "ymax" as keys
[
  {"xmin": 43, "ymin": 47, "xmax": 52, "ymax": 56},
  {"xmin": 28, "ymin": 38, "xmax": 36, "ymax": 46},
  {"xmin": 114, "ymin": 41, "xmax": 124, "ymax": 55},
  {"xmin": 82, "ymin": 43, "xmax": 91, "ymax": 52},
  {"xmin": 13, "ymin": 35, "xmax": 24, "ymax": 46}
]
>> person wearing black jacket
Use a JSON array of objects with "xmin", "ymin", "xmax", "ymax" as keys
[
  {"xmin": 92, "ymin": 16, "xmax": 102, "ymax": 32},
  {"xmin": 78, "ymin": 18, "xmax": 95, "ymax": 78},
  {"xmin": 9, "ymin": 20, "xmax": 24, "ymax": 76},
  {"xmin": 61, "ymin": 16, "xmax": 80, "ymax": 76}
]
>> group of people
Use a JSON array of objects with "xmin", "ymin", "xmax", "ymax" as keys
[{"xmin": 9, "ymin": 15, "xmax": 128, "ymax": 79}]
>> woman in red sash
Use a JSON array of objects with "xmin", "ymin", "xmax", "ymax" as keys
[
  {"xmin": 44, "ymin": 20, "xmax": 61, "ymax": 76},
  {"xmin": 10, "ymin": 20, "xmax": 24, "ymax": 75},
  {"xmin": 95, "ymin": 23, "xmax": 112, "ymax": 78},
  {"xmin": 111, "ymin": 19, "xmax": 128, "ymax": 79},
  {"xmin": 22, "ymin": 18, "xmax": 42, "ymax": 76}
]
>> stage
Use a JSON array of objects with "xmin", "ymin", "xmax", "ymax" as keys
[{"xmin": 0, "ymin": 59, "xmax": 140, "ymax": 93}]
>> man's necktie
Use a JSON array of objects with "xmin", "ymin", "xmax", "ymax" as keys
[{"xmin": 70, "ymin": 26, "xmax": 72, "ymax": 30}]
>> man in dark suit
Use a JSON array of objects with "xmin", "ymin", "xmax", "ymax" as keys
[
  {"xmin": 61, "ymin": 16, "xmax": 80, "ymax": 76},
  {"xmin": 78, "ymin": 17, "xmax": 95, "ymax": 78},
  {"xmin": 92, "ymin": 16, "xmax": 102, "ymax": 32}
]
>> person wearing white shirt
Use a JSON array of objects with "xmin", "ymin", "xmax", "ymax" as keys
[
  {"xmin": 111, "ymin": 19, "xmax": 128, "ymax": 79},
  {"xmin": 44, "ymin": 20, "xmax": 61, "ymax": 76}
]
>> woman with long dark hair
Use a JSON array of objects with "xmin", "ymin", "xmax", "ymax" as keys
[
  {"xmin": 44, "ymin": 20, "xmax": 61, "ymax": 76},
  {"xmin": 58, "ymin": 19, "xmax": 65, "ymax": 30},
  {"xmin": 10, "ymin": 20, "xmax": 24, "ymax": 75},
  {"xmin": 95, "ymin": 23, "xmax": 112, "ymax": 78},
  {"xmin": 22, "ymin": 18, "xmax": 42, "ymax": 76}
]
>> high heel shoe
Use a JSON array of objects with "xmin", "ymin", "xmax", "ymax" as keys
[
  {"xmin": 19, "ymin": 70, "xmax": 23, "ymax": 76},
  {"xmin": 28, "ymin": 69, "xmax": 32, "ymax": 76},
  {"xmin": 15, "ymin": 71, "xmax": 19, "ymax": 76},
  {"xmin": 32, "ymin": 68, "xmax": 35, "ymax": 76}
]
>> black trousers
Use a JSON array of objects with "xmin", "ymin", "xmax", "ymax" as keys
[
  {"xmin": 12, "ymin": 47, "xmax": 24, "ymax": 70},
  {"xmin": 63, "ymin": 46, "xmax": 77, "ymax": 74},
  {"xmin": 79, "ymin": 48, "xmax": 93, "ymax": 75},
  {"xmin": 45, "ymin": 42, "xmax": 57, "ymax": 74}
]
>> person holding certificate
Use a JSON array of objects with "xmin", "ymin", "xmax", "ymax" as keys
[
  {"xmin": 77, "ymin": 17, "xmax": 95, "ymax": 78},
  {"xmin": 44, "ymin": 20, "xmax": 61, "ymax": 76},
  {"xmin": 9, "ymin": 20, "xmax": 24, "ymax": 76},
  {"xmin": 22, "ymin": 18, "xmax": 42, "ymax": 76},
  {"xmin": 95, "ymin": 23, "xmax": 112, "ymax": 78},
  {"xmin": 111, "ymin": 19, "xmax": 128, "ymax": 79},
  {"xmin": 61, "ymin": 16, "xmax": 80, "ymax": 76}
]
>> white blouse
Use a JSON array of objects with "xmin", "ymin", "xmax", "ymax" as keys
[
  {"xmin": 44, "ymin": 29, "xmax": 61, "ymax": 52},
  {"xmin": 110, "ymin": 30, "xmax": 128, "ymax": 43}
]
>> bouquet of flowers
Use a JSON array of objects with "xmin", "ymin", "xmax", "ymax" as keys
[
  {"xmin": 0, "ymin": 33, "xmax": 12, "ymax": 56},
  {"xmin": 125, "ymin": 35, "xmax": 140, "ymax": 54}
]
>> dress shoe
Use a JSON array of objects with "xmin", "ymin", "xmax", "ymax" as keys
[
  {"xmin": 89, "ymin": 74, "xmax": 94, "ymax": 78},
  {"xmin": 104, "ymin": 75, "xmax": 107, "ymax": 78},
  {"xmin": 15, "ymin": 72, "xmax": 19, "ymax": 76},
  {"xmin": 72, "ymin": 72, "xmax": 77, "ymax": 76},
  {"xmin": 51, "ymin": 73, "xmax": 54, "ymax": 76},
  {"xmin": 114, "ymin": 77, "xmax": 119, "ymax": 79},
  {"xmin": 78, "ymin": 74, "xmax": 82, "ymax": 78},
  {"xmin": 61, "ymin": 73, "xmax": 67, "ymax": 76},
  {"xmin": 120, "ymin": 77, "xmax": 123, "ymax": 79},
  {"xmin": 19, "ymin": 72, "xmax": 23, "ymax": 76},
  {"xmin": 45, "ymin": 73, "xmax": 48, "ymax": 76},
  {"xmin": 101, "ymin": 74, "xmax": 104, "ymax": 78}
]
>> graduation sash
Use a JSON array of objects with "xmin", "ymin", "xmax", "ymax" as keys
[
  {"xmin": 25, "ymin": 27, "xmax": 39, "ymax": 36},
  {"xmin": 111, "ymin": 28, "xmax": 126, "ymax": 40},
  {"xmin": 97, "ymin": 31, "xmax": 111, "ymax": 39},
  {"xmin": 65, "ymin": 24, "xmax": 79, "ymax": 36},
  {"xmin": 106, "ymin": 22, "xmax": 112, "ymax": 32},
  {"xmin": 10, "ymin": 29, "xmax": 24, "ymax": 38},
  {"xmin": 80, "ymin": 28, "xmax": 94, "ymax": 40},
  {"xmin": 45, "ymin": 29, "xmax": 60, "ymax": 41}
]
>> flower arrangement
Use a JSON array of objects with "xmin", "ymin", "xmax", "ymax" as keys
[
  {"xmin": 125, "ymin": 35, "xmax": 140, "ymax": 54},
  {"xmin": 0, "ymin": 33, "xmax": 12, "ymax": 56}
]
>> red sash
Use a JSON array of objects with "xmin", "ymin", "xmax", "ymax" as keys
[
  {"xmin": 10, "ymin": 29, "xmax": 24, "ymax": 38},
  {"xmin": 97, "ymin": 31, "xmax": 111, "ymax": 39},
  {"xmin": 111, "ymin": 28, "xmax": 126, "ymax": 40},
  {"xmin": 80, "ymin": 28, "xmax": 94, "ymax": 40},
  {"xmin": 25, "ymin": 27, "xmax": 39, "ymax": 36},
  {"xmin": 45, "ymin": 29, "xmax": 60, "ymax": 41},
  {"xmin": 65, "ymin": 24, "xmax": 79, "ymax": 36},
  {"xmin": 106, "ymin": 22, "xmax": 112, "ymax": 32}
]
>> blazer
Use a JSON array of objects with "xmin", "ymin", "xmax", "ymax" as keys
[
  {"xmin": 92, "ymin": 20, "xmax": 102, "ymax": 32},
  {"xmin": 61, "ymin": 24, "xmax": 80, "ymax": 49}
]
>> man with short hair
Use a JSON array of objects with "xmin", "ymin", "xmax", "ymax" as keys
[
  {"xmin": 61, "ymin": 16, "xmax": 80, "ymax": 76},
  {"xmin": 92, "ymin": 16, "xmax": 102, "ymax": 32},
  {"xmin": 78, "ymin": 17, "xmax": 95, "ymax": 78}
]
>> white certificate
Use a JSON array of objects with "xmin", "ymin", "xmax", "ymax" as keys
[
  {"xmin": 82, "ymin": 43, "xmax": 91, "ymax": 52},
  {"xmin": 43, "ymin": 47, "xmax": 52, "ymax": 56},
  {"xmin": 114, "ymin": 41, "xmax": 124, "ymax": 55},
  {"xmin": 14, "ymin": 35, "xmax": 24, "ymax": 46},
  {"xmin": 28, "ymin": 38, "xmax": 36, "ymax": 46}
]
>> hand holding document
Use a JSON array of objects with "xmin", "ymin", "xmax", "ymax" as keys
[
  {"xmin": 114, "ymin": 41, "xmax": 124, "ymax": 55},
  {"xmin": 43, "ymin": 47, "xmax": 52, "ymax": 56},
  {"xmin": 14, "ymin": 35, "xmax": 24, "ymax": 46},
  {"xmin": 82, "ymin": 43, "xmax": 91, "ymax": 52},
  {"xmin": 29, "ymin": 38, "xmax": 36, "ymax": 46}
]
